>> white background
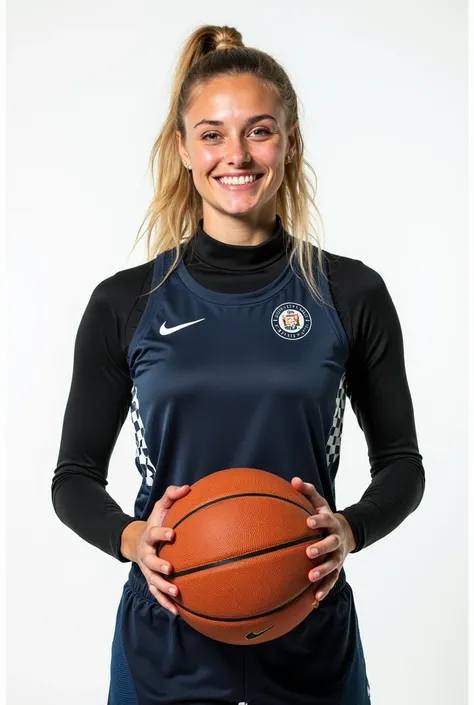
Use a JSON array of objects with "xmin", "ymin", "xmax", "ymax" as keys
[{"xmin": 6, "ymin": 1, "xmax": 468, "ymax": 704}]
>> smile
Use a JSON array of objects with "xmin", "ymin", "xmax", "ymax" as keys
[{"xmin": 213, "ymin": 173, "xmax": 264, "ymax": 191}]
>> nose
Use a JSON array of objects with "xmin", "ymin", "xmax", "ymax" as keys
[{"xmin": 225, "ymin": 136, "xmax": 251, "ymax": 167}]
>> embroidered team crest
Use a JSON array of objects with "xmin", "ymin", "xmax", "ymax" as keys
[{"xmin": 271, "ymin": 302, "xmax": 312, "ymax": 340}]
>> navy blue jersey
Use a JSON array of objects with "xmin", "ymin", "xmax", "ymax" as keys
[
  {"xmin": 108, "ymin": 248, "xmax": 369, "ymax": 705},
  {"xmin": 128, "ymin": 249, "xmax": 347, "ymax": 522}
]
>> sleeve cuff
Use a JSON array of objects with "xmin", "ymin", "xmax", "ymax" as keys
[{"xmin": 336, "ymin": 508, "xmax": 365, "ymax": 553}]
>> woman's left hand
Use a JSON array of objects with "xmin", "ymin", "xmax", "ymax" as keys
[{"xmin": 292, "ymin": 476, "xmax": 356, "ymax": 604}]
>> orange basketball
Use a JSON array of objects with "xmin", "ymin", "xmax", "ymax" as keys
[{"xmin": 158, "ymin": 468, "xmax": 326, "ymax": 645}]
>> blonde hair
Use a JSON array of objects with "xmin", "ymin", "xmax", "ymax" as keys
[{"xmin": 134, "ymin": 24, "xmax": 325, "ymax": 300}]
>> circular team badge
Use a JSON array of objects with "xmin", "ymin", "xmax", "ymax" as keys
[{"xmin": 271, "ymin": 302, "xmax": 312, "ymax": 340}]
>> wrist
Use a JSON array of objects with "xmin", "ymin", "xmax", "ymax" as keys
[
  {"xmin": 120, "ymin": 520, "xmax": 147, "ymax": 562},
  {"xmin": 334, "ymin": 513, "xmax": 356, "ymax": 554}
]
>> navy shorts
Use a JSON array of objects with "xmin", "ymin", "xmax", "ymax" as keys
[{"xmin": 108, "ymin": 564, "xmax": 371, "ymax": 705}]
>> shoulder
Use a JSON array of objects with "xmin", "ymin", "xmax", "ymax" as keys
[
  {"xmin": 82, "ymin": 260, "xmax": 155, "ymax": 357},
  {"xmin": 91, "ymin": 260, "xmax": 154, "ymax": 311},
  {"xmin": 315, "ymin": 248, "xmax": 397, "ymax": 349},
  {"xmin": 321, "ymin": 249, "xmax": 387, "ymax": 301}
]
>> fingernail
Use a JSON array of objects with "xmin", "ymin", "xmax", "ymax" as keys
[
  {"xmin": 162, "ymin": 564, "xmax": 169, "ymax": 574},
  {"xmin": 169, "ymin": 586, "xmax": 177, "ymax": 595},
  {"xmin": 166, "ymin": 530, "xmax": 172, "ymax": 539},
  {"xmin": 310, "ymin": 548, "xmax": 318, "ymax": 557},
  {"xmin": 312, "ymin": 571, "xmax": 321, "ymax": 581},
  {"xmin": 316, "ymin": 591, "xmax": 324, "ymax": 600},
  {"xmin": 308, "ymin": 519, "xmax": 316, "ymax": 528}
]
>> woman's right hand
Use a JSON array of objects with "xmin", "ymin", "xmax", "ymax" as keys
[{"xmin": 121, "ymin": 484, "xmax": 190, "ymax": 615}]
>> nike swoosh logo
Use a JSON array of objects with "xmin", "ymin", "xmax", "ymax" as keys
[
  {"xmin": 159, "ymin": 318, "xmax": 205, "ymax": 336},
  {"xmin": 245, "ymin": 625, "xmax": 275, "ymax": 641}
]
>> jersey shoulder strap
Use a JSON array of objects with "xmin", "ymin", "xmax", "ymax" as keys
[{"xmin": 150, "ymin": 247, "xmax": 179, "ymax": 289}]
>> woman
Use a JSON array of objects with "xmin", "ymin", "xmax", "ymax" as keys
[{"xmin": 52, "ymin": 24, "xmax": 425, "ymax": 705}]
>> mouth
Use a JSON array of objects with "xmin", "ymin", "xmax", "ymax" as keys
[{"xmin": 213, "ymin": 173, "xmax": 265, "ymax": 191}]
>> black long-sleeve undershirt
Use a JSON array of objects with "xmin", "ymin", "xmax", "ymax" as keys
[{"xmin": 51, "ymin": 220, "xmax": 425, "ymax": 561}]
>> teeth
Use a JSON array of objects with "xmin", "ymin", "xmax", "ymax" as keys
[{"xmin": 218, "ymin": 174, "xmax": 259, "ymax": 185}]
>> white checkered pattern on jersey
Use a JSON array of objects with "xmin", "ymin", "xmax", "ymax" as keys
[
  {"xmin": 325, "ymin": 373, "xmax": 348, "ymax": 468},
  {"xmin": 130, "ymin": 386, "xmax": 156, "ymax": 486}
]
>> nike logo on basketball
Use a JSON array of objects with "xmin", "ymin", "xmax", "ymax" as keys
[
  {"xmin": 159, "ymin": 318, "xmax": 205, "ymax": 336},
  {"xmin": 245, "ymin": 625, "xmax": 274, "ymax": 640}
]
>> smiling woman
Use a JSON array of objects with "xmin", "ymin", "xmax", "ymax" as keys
[
  {"xmin": 134, "ymin": 25, "xmax": 324, "ymax": 300},
  {"xmin": 51, "ymin": 22, "xmax": 425, "ymax": 705}
]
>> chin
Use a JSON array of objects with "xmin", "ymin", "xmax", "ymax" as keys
[
  {"xmin": 203, "ymin": 194, "xmax": 256, "ymax": 216},
  {"xmin": 218, "ymin": 203, "xmax": 260, "ymax": 218}
]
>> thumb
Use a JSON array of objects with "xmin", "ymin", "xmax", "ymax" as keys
[{"xmin": 147, "ymin": 484, "xmax": 190, "ymax": 526}]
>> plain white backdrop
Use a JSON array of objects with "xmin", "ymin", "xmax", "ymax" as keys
[{"xmin": 6, "ymin": 1, "xmax": 468, "ymax": 704}]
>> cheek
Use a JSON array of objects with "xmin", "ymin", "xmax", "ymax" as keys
[
  {"xmin": 192, "ymin": 148, "xmax": 217, "ymax": 172},
  {"xmin": 255, "ymin": 142, "xmax": 282, "ymax": 167},
  {"xmin": 265, "ymin": 150, "xmax": 286, "ymax": 184}
]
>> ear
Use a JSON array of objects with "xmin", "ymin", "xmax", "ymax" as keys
[
  {"xmin": 287, "ymin": 121, "xmax": 298, "ymax": 160},
  {"xmin": 176, "ymin": 130, "xmax": 190, "ymax": 165}
]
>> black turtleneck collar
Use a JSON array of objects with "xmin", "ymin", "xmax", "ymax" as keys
[
  {"xmin": 180, "ymin": 214, "xmax": 292, "ymax": 294},
  {"xmin": 183, "ymin": 215, "xmax": 288, "ymax": 273}
]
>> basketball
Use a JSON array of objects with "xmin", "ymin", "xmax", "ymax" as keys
[{"xmin": 158, "ymin": 468, "xmax": 326, "ymax": 645}]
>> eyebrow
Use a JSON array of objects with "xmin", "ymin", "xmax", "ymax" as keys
[{"xmin": 193, "ymin": 114, "xmax": 277, "ymax": 129}]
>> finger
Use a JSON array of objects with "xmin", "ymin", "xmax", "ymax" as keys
[
  {"xmin": 147, "ymin": 485, "xmax": 190, "ymax": 526},
  {"xmin": 144, "ymin": 525, "xmax": 175, "ymax": 547},
  {"xmin": 148, "ymin": 584, "xmax": 178, "ymax": 616},
  {"xmin": 292, "ymin": 477, "xmax": 328, "ymax": 509},
  {"xmin": 313, "ymin": 571, "xmax": 340, "ymax": 602},
  {"xmin": 139, "ymin": 563, "xmax": 179, "ymax": 615},
  {"xmin": 142, "ymin": 553, "xmax": 173, "ymax": 575},
  {"xmin": 307, "ymin": 533, "xmax": 341, "ymax": 558},
  {"xmin": 145, "ymin": 570, "xmax": 180, "ymax": 600},
  {"xmin": 309, "ymin": 557, "xmax": 340, "ymax": 583},
  {"xmin": 306, "ymin": 512, "xmax": 337, "ymax": 531},
  {"xmin": 159, "ymin": 484, "xmax": 190, "ymax": 511}
]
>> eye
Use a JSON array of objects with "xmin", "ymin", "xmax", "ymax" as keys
[
  {"xmin": 202, "ymin": 127, "xmax": 271, "ymax": 141},
  {"xmin": 251, "ymin": 128, "xmax": 271, "ymax": 137},
  {"xmin": 202, "ymin": 132, "xmax": 220, "ymax": 141}
]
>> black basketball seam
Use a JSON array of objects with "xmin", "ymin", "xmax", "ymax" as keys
[
  {"xmin": 172, "ymin": 582, "xmax": 314, "ymax": 622},
  {"xmin": 170, "ymin": 492, "xmax": 312, "ymax": 530},
  {"xmin": 171, "ymin": 532, "xmax": 324, "ymax": 578}
]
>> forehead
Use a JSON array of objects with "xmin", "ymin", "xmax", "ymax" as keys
[{"xmin": 185, "ymin": 74, "xmax": 282, "ymax": 123}]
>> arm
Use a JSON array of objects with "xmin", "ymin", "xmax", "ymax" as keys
[
  {"xmin": 51, "ymin": 276, "xmax": 142, "ymax": 561},
  {"xmin": 327, "ymin": 254, "xmax": 425, "ymax": 553}
]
